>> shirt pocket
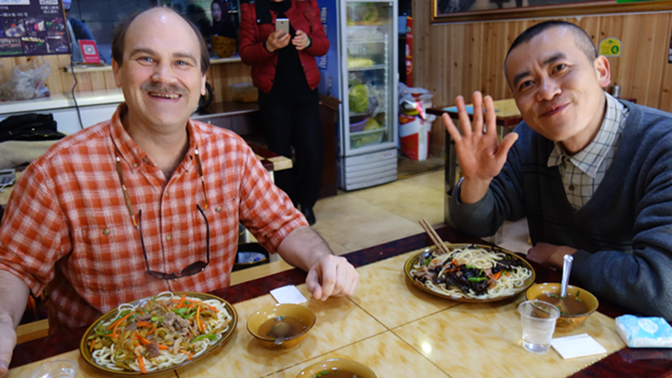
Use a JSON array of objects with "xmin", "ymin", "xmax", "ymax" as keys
[
  {"xmin": 208, "ymin": 197, "xmax": 240, "ymax": 253},
  {"xmin": 72, "ymin": 223, "xmax": 148, "ymax": 292}
]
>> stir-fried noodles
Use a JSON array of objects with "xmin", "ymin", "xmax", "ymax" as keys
[
  {"xmin": 411, "ymin": 245, "xmax": 532, "ymax": 299},
  {"xmin": 86, "ymin": 292, "xmax": 232, "ymax": 373}
]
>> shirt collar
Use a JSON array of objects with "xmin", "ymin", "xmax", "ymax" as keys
[
  {"xmin": 110, "ymin": 103, "xmax": 201, "ymax": 173},
  {"xmin": 547, "ymin": 93, "xmax": 625, "ymax": 177}
]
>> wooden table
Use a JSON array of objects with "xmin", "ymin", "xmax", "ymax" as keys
[
  {"xmin": 427, "ymin": 99, "xmax": 523, "ymax": 224},
  {"xmin": 8, "ymin": 226, "xmax": 672, "ymax": 378}
]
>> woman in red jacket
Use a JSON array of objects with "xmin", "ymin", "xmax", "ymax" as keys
[{"xmin": 239, "ymin": 0, "xmax": 328, "ymax": 225}]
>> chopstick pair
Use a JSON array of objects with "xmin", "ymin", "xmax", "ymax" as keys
[{"xmin": 419, "ymin": 218, "xmax": 450, "ymax": 255}]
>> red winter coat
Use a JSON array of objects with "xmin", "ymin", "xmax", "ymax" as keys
[{"xmin": 239, "ymin": 0, "xmax": 328, "ymax": 94}]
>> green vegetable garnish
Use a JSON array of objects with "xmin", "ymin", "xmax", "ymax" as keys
[
  {"xmin": 191, "ymin": 334, "xmax": 217, "ymax": 343},
  {"xmin": 424, "ymin": 257, "xmax": 431, "ymax": 267},
  {"xmin": 468, "ymin": 277, "xmax": 487, "ymax": 282}
]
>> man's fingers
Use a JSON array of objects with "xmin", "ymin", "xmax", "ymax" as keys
[
  {"xmin": 305, "ymin": 269, "xmax": 322, "ymax": 300},
  {"xmin": 483, "ymin": 95, "xmax": 497, "ymax": 136},
  {"xmin": 494, "ymin": 132, "xmax": 518, "ymax": 163},
  {"xmin": 454, "ymin": 96, "xmax": 473, "ymax": 138},
  {"xmin": 472, "ymin": 92, "xmax": 484, "ymax": 135},
  {"xmin": 442, "ymin": 113, "xmax": 462, "ymax": 143},
  {"xmin": 317, "ymin": 261, "xmax": 336, "ymax": 301}
]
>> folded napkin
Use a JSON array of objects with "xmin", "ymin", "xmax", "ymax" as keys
[
  {"xmin": 615, "ymin": 315, "xmax": 672, "ymax": 348},
  {"xmin": 271, "ymin": 285, "xmax": 307, "ymax": 305},
  {"xmin": 551, "ymin": 334, "xmax": 607, "ymax": 359}
]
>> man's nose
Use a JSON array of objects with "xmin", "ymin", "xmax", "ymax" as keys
[
  {"xmin": 151, "ymin": 62, "xmax": 176, "ymax": 83},
  {"xmin": 536, "ymin": 77, "xmax": 561, "ymax": 101}
]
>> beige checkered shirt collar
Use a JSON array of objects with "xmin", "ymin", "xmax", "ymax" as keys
[{"xmin": 547, "ymin": 93, "xmax": 626, "ymax": 177}]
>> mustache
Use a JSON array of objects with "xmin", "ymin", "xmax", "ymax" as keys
[{"xmin": 141, "ymin": 82, "xmax": 187, "ymax": 96}]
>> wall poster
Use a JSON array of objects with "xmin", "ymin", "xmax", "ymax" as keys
[{"xmin": 0, "ymin": 0, "xmax": 69, "ymax": 57}]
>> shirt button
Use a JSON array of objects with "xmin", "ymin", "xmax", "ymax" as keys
[
  {"xmin": 103, "ymin": 228, "xmax": 111, "ymax": 235},
  {"xmin": 133, "ymin": 162, "xmax": 138, "ymax": 168},
  {"xmin": 143, "ymin": 157, "xmax": 150, "ymax": 164},
  {"xmin": 568, "ymin": 185, "xmax": 575, "ymax": 191},
  {"xmin": 164, "ymin": 192, "xmax": 169, "ymax": 197},
  {"xmin": 215, "ymin": 206, "xmax": 222, "ymax": 212},
  {"xmin": 167, "ymin": 235, "xmax": 172, "ymax": 241}
]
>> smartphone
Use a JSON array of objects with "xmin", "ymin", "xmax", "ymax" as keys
[{"xmin": 275, "ymin": 18, "xmax": 289, "ymax": 36}]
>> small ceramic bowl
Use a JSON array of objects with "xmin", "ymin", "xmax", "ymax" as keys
[
  {"xmin": 296, "ymin": 358, "xmax": 376, "ymax": 378},
  {"xmin": 526, "ymin": 283, "xmax": 599, "ymax": 328},
  {"xmin": 247, "ymin": 303, "xmax": 316, "ymax": 350}
]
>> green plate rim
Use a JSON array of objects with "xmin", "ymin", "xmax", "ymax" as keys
[
  {"xmin": 79, "ymin": 291, "xmax": 238, "ymax": 376},
  {"xmin": 403, "ymin": 243, "xmax": 536, "ymax": 303}
]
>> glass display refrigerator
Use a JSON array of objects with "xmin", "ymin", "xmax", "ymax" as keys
[{"xmin": 336, "ymin": 0, "xmax": 399, "ymax": 191}]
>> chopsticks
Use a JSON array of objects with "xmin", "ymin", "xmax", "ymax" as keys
[{"xmin": 419, "ymin": 218, "xmax": 450, "ymax": 255}]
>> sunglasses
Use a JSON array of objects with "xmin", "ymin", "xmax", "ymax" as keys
[{"xmin": 115, "ymin": 146, "xmax": 210, "ymax": 280}]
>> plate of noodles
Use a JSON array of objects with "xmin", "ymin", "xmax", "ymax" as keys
[
  {"xmin": 80, "ymin": 291, "xmax": 238, "ymax": 375},
  {"xmin": 404, "ymin": 244, "xmax": 536, "ymax": 303}
]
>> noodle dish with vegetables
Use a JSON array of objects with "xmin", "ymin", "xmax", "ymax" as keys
[
  {"xmin": 410, "ymin": 244, "xmax": 533, "ymax": 300},
  {"xmin": 84, "ymin": 292, "xmax": 233, "ymax": 374}
]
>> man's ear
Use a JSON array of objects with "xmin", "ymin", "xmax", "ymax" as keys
[
  {"xmin": 594, "ymin": 55, "xmax": 611, "ymax": 89},
  {"xmin": 112, "ymin": 59, "xmax": 122, "ymax": 88},
  {"xmin": 201, "ymin": 75, "xmax": 207, "ymax": 96}
]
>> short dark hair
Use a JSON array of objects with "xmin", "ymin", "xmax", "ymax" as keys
[
  {"xmin": 506, "ymin": 20, "xmax": 597, "ymax": 65},
  {"xmin": 112, "ymin": 6, "xmax": 210, "ymax": 75}
]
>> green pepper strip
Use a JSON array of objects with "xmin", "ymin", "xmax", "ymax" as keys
[
  {"xmin": 468, "ymin": 277, "xmax": 487, "ymax": 282},
  {"xmin": 191, "ymin": 334, "xmax": 217, "ymax": 343},
  {"xmin": 424, "ymin": 257, "xmax": 431, "ymax": 267}
]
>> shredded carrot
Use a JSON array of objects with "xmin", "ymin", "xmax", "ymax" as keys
[
  {"xmin": 89, "ymin": 339, "xmax": 95, "ymax": 353},
  {"xmin": 138, "ymin": 355, "xmax": 146, "ymax": 374},
  {"xmin": 180, "ymin": 294, "xmax": 186, "ymax": 307},
  {"xmin": 492, "ymin": 271, "xmax": 503, "ymax": 281},
  {"xmin": 108, "ymin": 312, "xmax": 133, "ymax": 330},
  {"xmin": 196, "ymin": 305, "xmax": 203, "ymax": 332},
  {"xmin": 158, "ymin": 344, "xmax": 169, "ymax": 350},
  {"xmin": 204, "ymin": 303, "xmax": 219, "ymax": 313},
  {"xmin": 136, "ymin": 321, "xmax": 153, "ymax": 328},
  {"xmin": 136, "ymin": 331, "xmax": 151, "ymax": 345},
  {"xmin": 188, "ymin": 351, "xmax": 193, "ymax": 361}
]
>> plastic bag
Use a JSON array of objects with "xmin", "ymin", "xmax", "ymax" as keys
[{"xmin": 0, "ymin": 58, "xmax": 51, "ymax": 101}]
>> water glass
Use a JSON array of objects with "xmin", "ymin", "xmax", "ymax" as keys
[
  {"xmin": 29, "ymin": 359, "xmax": 77, "ymax": 378},
  {"xmin": 519, "ymin": 300, "xmax": 560, "ymax": 354}
]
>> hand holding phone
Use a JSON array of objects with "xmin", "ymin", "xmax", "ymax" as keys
[
  {"xmin": 266, "ymin": 19, "xmax": 291, "ymax": 52},
  {"xmin": 275, "ymin": 18, "xmax": 289, "ymax": 36}
]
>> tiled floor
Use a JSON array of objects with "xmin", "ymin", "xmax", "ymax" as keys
[{"xmin": 311, "ymin": 168, "xmax": 532, "ymax": 256}]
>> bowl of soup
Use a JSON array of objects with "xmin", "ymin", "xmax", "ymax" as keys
[
  {"xmin": 526, "ymin": 283, "xmax": 599, "ymax": 328},
  {"xmin": 296, "ymin": 358, "xmax": 376, "ymax": 378},
  {"xmin": 247, "ymin": 303, "xmax": 316, "ymax": 349}
]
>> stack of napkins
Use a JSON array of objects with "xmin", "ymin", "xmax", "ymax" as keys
[
  {"xmin": 615, "ymin": 315, "xmax": 672, "ymax": 348},
  {"xmin": 551, "ymin": 334, "xmax": 607, "ymax": 359}
]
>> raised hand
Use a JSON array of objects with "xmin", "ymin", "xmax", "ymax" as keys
[{"xmin": 443, "ymin": 91, "xmax": 519, "ymax": 203}]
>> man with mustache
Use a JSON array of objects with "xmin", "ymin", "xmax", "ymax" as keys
[
  {"xmin": 444, "ymin": 21, "xmax": 672, "ymax": 320},
  {"xmin": 0, "ymin": 7, "xmax": 358, "ymax": 375}
]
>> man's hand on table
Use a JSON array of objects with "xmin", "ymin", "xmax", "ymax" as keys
[
  {"xmin": 0, "ymin": 317, "xmax": 16, "ymax": 378},
  {"xmin": 527, "ymin": 242, "xmax": 577, "ymax": 269},
  {"xmin": 306, "ymin": 255, "xmax": 359, "ymax": 301},
  {"xmin": 442, "ymin": 92, "xmax": 519, "ymax": 203}
]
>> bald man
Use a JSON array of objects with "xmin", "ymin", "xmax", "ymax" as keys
[
  {"xmin": 0, "ymin": 7, "xmax": 358, "ymax": 374},
  {"xmin": 444, "ymin": 20, "xmax": 672, "ymax": 320}
]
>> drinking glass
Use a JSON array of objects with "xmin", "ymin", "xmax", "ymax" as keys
[
  {"xmin": 519, "ymin": 300, "xmax": 560, "ymax": 354},
  {"xmin": 29, "ymin": 359, "xmax": 77, "ymax": 378}
]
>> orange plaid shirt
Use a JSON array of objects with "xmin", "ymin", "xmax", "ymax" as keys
[{"xmin": 0, "ymin": 103, "xmax": 306, "ymax": 331}]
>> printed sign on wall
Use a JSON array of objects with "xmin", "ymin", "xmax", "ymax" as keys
[
  {"xmin": 0, "ymin": 0, "xmax": 69, "ymax": 57},
  {"xmin": 599, "ymin": 37, "xmax": 621, "ymax": 57}
]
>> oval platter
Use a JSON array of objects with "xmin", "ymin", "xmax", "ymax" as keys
[
  {"xmin": 404, "ymin": 243, "xmax": 536, "ymax": 303},
  {"xmin": 80, "ymin": 291, "xmax": 238, "ymax": 375}
]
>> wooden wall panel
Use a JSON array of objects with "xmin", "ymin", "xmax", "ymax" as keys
[{"xmin": 414, "ymin": 9, "xmax": 672, "ymax": 157}]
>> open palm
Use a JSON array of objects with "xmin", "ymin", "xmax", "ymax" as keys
[{"xmin": 443, "ymin": 92, "xmax": 518, "ymax": 201}]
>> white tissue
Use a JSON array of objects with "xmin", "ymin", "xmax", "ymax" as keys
[
  {"xmin": 615, "ymin": 315, "xmax": 672, "ymax": 348},
  {"xmin": 270, "ymin": 285, "xmax": 307, "ymax": 305}
]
